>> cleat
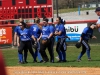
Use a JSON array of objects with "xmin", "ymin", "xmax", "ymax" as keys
[
  {"xmin": 57, "ymin": 60, "xmax": 62, "ymax": 63},
  {"xmin": 18, "ymin": 61, "xmax": 24, "ymax": 64},
  {"xmin": 33, "ymin": 60, "xmax": 37, "ymax": 63},
  {"xmin": 62, "ymin": 60, "xmax": 67, "ymax": 62},
  {"xmin": 39, "ymin": 60, "xmax": 43, "ymax": 63},
  {"xmin": 77, "ymin": 59, "xmax": 81, "ymax": 62},
  {"xmin": 55, "ymin": 56, "xmax": 59, "ymax": 60},
  {"xmin": 88, "ymin": 58, "xmax": 91, "ymax": 61}
]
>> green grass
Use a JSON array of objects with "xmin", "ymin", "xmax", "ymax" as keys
[
  {"xmin": 2, "ymin": 45, "xmax": 100, "ymax": 67},
  {"xmin": 54, "ymin": 8, "xmax": 95, "ymax": 14}
]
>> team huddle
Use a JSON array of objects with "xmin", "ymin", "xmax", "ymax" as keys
[
  {"xmin": 13, "ymin": 7, "xmax": 100, "ymax": 64},
  {"xmin": 14, "ymin": 17, "xmax": 68, "ymax": 64}
]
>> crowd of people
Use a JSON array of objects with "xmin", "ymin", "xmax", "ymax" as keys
[{"xmin": 13, "ymin": 7, "xmax": 100, "ymax": 64}]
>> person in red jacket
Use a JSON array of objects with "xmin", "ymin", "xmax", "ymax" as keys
[{"xmin": 0, "ymin": 50, "xmax": 7, "ymax": 75}]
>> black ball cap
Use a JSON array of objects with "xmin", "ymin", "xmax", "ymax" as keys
[{"xmin": 95, "ymin": 7, "xmax": 100, "ymax": 12}]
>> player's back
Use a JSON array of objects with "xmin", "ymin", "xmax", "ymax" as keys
[{"xmin": 30, "ymin": 24, "xmax": 42, "ymax": 38}]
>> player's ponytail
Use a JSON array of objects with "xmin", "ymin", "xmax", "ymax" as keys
[
  {"xmin": 61, "ymin": 19, "xmax": 66, "ymax": 25},
  {"xmin": 57, "ymin": 16, "xmax": 65, "ymax": 24}
]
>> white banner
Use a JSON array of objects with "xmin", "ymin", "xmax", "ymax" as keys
[{"xmin": 64, "ymin": 23, "xmax": 87, "ymax": 42}]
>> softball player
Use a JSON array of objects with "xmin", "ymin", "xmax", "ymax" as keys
[
  {"xmin": 48, "ymin": 24, "xmax": 55, "ymax": 63},
  {"xmin": 46, "ymin": 18, "xmax": 55, "ymax": 63},
  {"xmin": 17, "ymin": 22, "xmax": 35, "ymax": 64},
  {"xmin": 39, "ymin": 18, "xmax": 54, "ymax": 63},
  {"xmin": 55, "ymin": 18, "xmax": 70, "ymax": 61},
  {"xmin": 42, "ymin": 17, "xmax": 55, "ymax": 63},
  {"xmin": 54, "ymin": 17, "xmax": 67, "ymax": 62},
  {"xmin": 14, "ymin": 18, "xmax": 28, "ymax": 63},
  {"xmin": 30, "ymin": 17, "xmax": 43, "ymax": 63},
  {"xmin": 77, "ymin": 25, "xmax": 96, "ymax": 62}
]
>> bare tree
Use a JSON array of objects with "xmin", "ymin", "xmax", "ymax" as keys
[{"xmin": 53, "ymin": 0, "xmax": 92, "ymax": 9}]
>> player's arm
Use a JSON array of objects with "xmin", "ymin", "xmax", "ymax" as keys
[
  {"xmin": 16, "ymin": 29, "xmax": 20, "ymax": 47},
  {"xmin": 30, "ymin": 32, "xmax": 36, "ymax": 42},
  {"xmin": 37, "ymin": 33, "xmax": 42, "ymax": 42},
  {"xmin": 48, "ymin": 33, "xmax": 53, "ymax": 39},
  {"xmin": 95, "ymin": 24, "xmax": 100, "ymax": 28},
  {"xmin": 17, "ymin": 35, "xmax": 20, "ymax": 46},
  {"xmin": 31, "ymin": 35, "xmax": 36, "ymax": 42},
  {"xmin": 48, "ymin": 26, "xmax": 54, "ymax": 39},
  {"xmin": 91, "ymin": 36, "xmax": 97, "ymax": 39},
  {"xmin": 66, "ymin": 35, "xmax": 70, "ymax": 40},
  {"xmin": 90, "ymin": 32, "xmax": 97, "ymax": 39},
  {"xmin": 78, "ymin": 27, "xmax": 88, "ymax": 42},
  {"xmin": 14, "ymin": 32, "xmax": 17, "ymax": 45},
  {"xmin": 55, "ymin": 25, "xmax": 64, "ymax": 35},
  {"xmin": 78, "ymin": 36, "xmax": 82, "ymax": 42},
  {"xmin": 54, "ymin": 31, "xmax": 62, "ymax": 35}
]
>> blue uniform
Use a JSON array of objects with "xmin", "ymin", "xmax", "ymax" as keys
[
  {"xmin": 48, "ymin": 25, "xmax": 55, "ymax": 62},
  {"xmin": 55, "ymin": 23, "xmax": 66, "ymax": 62},
  {"xmin": 55, "ymin": 24, "xmax": 65, "ymax": 38},
  {"xmin": 30, "ymin": 24, "xmax": 42, "ymax": 38},
  {"xmin": 17, "ymin": 28, "xmax": 31, "ymax": 41},
  {"xmin": 14, "ymin": 26, "xmax": 28, "ymax": 63},
  {"xmin": 50, "ymin": 25, "xmax": 55, "ymax": 34},
  {"xmin": 42, "ymin": 25, "xmax": 54, "ymax": 40},
  {"xmin": 78, "ymin": 27, "xmax": 93, "ymax": 61},
  {"xmin": 40, "ymin": 25, "xmax": 54, "ymax": 62},
  {"xmin": 81, "ymin": 27, "xmax": 93, "ymax": 41},
  {"xmin": 30, "ymin": 24, "xmax": 43, "ymax": 62},
  {"xmin": 17, "ymin": 28, "xmax": 34, "ymax": 63}
]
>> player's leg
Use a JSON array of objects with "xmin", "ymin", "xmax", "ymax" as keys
[
  {"xmin": 40, "ymin": 41, "xmax": 49, "ymax": 62},
  {"xmin": 61, "ymin": 38, "xmax": 67, "ymax": 62},
  {"xmin": 56, "ymin": 42, "xmax": 66, "ymax": 61},
  {"xmin": 31, "ymin": 39, "xmax": 43, "ymax": 62},
  {"xmin": 36, "ymin": 41, "xmax": 43, "ymax": 62},
  {"xmin": 82, "ymin": 40, "xmax": 91, "ymax": 60},
  {"xmin": 31, "ymin": 39, "xmax": 37, "ymax": 62},
  {"xmin": 56, "ymin": 38, "xmax": 63, "ymax": 62},
  {"xmin": 47, "ymin": 38, "xmax": 54, "ymax": 63},
  {"xmin": 61, "ymin": 40, "xmax": 67, "ymax": 62},
  {"xmin": 18, "ymin": 41, "xmax": 25, "ymax": 64},
  {"xmin": 23, "ymin": 46, "xmax": 28, "ymax": 63},
  {"xmin": 26, "ymin": 41, "xmax": 35, "ymax": 62},
  {"xmin": 78, "ymin": 40, "xmax": 86, "ymax": 61}
]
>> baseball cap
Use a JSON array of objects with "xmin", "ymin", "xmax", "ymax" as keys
[{"xmin": 95, "ymin": 7, "xmax": 100, "ymax": 12}]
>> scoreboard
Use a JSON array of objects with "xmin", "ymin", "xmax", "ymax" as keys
[{"xmin": 0, "ymin": 0, "xmax": 53, "ymax": 20}]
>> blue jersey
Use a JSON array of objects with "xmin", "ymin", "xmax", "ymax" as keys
[
  {"xmin": 49, "ymin": 25, "xmax": 55, "ymax": 33},
  {"xmin": 42, "ymin": 25, "xmax": 54, "ymax": 40},
  {"xmin": 17, "ymin": 28, "xmax": 31, "ymax": 41},
  {"xmin": 82, "ymin": 27, "xmax": 93, "ymax": 41},
  {"xmin": 55, "ymin": 24, "xmax": 65, "ymax": 38},
  {"xmin": 14, "ymin": 26, "xmax": 20, "ymax": 33},
  {"xmin": 30, "ymin": 24, "xmax": 42, "ymax": 38}
]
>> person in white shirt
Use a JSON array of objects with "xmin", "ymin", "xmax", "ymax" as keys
[{"xmin": 95, "ymin": 7, "xmax": 100, "ymax": 30}]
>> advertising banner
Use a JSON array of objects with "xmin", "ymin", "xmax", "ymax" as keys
[
  {"xmin": 0, "ymin": 27, "xmax": 12, "ymax": 44},
  {"xmin": 64, "ymin": 23, "xmax": 87, "ymax": 42}
]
